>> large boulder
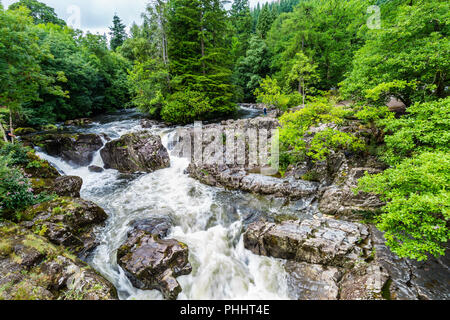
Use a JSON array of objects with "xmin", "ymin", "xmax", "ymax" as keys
[
  {"xmin": 0, "ymin": 222, "xmax": 116, "ymax": 300},
  {"xmin": 22, "ymin": 133, "xmax": 103, "ymax": 166},
  {"xmin": 244, "ymin": 218, "xmax": 372, "ymax": 268},
  {"xmin": 117, "ymin": 222, "xmax": 191, "ymax": 300},
  {"xmin": 100, "ymin": 131, "xmax": 170, "ymax": 173},
  {"xmin": 20, "ymin": 197, "xmax": 108, "ymax": 259}
]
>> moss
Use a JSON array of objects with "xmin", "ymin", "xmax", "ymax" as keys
[
  {"xmin": 274, "ymin": 214, "xmax": 299, "ymax": 223},
  {"xmin": 23, "ymin": 234, "xmax": 57, "ymax": 255},
  {"xmin": 381, "ymin": 278, "xmax": 393, "ymax": 300},
  {"xmin": 14, "ymin": 128, "xmax": 37, "ymax": 135},
  {"xmin": 301, "ymin": 170, "xmax": 320, "ymax": 182},
  {"xmin": 0, "ymin": 240, "xmax": 13, "ymax": 257}
]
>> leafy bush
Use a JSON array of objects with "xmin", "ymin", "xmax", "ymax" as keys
[
  {"xmin": 278, "ymin": 99, "xmax": 362, "ymax": 170},
  {"xmin": 358, "ymin": 152, "xmax": 449, "ymax": 261},
  {"xmin": 0, "ymin": 143, "xmax": 32, "ymax": 166},
  {"xmin": 161, "ymin": 91, "xmax": 216, "ymax": 124},
  {"xmin": 308, "ymin": 128, "xmax": 366, "ymax": 162},
  {"xmin": 379, "ymin": 97, "xmax": 450, "ymax": 165},
  {"xmin": 0, "ymin": 156, "xmax": 38, "ymax": 217}
]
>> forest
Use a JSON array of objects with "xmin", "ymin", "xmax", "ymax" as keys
[{"xmin": 0, "ymin": 0, "xmax": 449, "ymax": 268}]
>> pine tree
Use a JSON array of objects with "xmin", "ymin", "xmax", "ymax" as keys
[
  {"xmin": 109, "ymin": 14, "xmax": 127, "ymax": 51},
  {"xmin": 256, "ymin": 4, "xmax": 275, "ymax": 39}
]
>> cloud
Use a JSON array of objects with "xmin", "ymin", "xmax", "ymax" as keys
[{"xmin": 3, "ymin": 0, "xmax": 275, "ymax": 35}]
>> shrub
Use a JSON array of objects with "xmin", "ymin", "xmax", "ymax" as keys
[
  {"xmin": 358, "ymin": 152, "xmax": 449, "ymax": 261},
  {"xmin": 161, "ymin": 91, "xmax": 215, "ymax": 124},
  {"xmin": 379, "ymin": 97, "xmax": 450, "ymax": 165},
  {"xmin": 277, "ymin": 99, "xmax": 361, "ymax": 170}
]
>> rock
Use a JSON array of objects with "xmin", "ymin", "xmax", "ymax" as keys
[
  {"xmin": 339, "ymin": 262, "xmax": 389, "ymax": 300},
  {"xmin": 100, "ymin": 131, "xmax": 170, "ymax": 173},
  {"xmin": 21, "ymin": 150, "xmax": 60, "ymax": 179},
  {"xmin": 129, "ymin": 216, "xmax": 173, "ymax": 239},
  {"xmin": 0, "ymin": 222, "xmax": 116, "ymax": 300},
  {"xmin": 64, "ymin": 118, "xmax": 93, "ymax": 126},
  {"xmin": 370, "ymin": 226, "xmax": 450, "ymax": 300},
  {"xmin": 14, "ymin": 127, "xmax": 37, "ymax": 136},
  {"xmin": 22, "ymin": 133, "xmax": 103, "ymax": 166},
  {"xmin": 53, "ymin": 176, "xmax": 83, "ymax": 197},
  {"xmin": 20, "ymin": 197, "xmax": 108, "ymax": 258},
  {"xmin": 244, "ymin": 218, "xmax": 372, "ymax": 268},
  {"xmin": 117, "ymin": 228, "xmax": 191, "ymax": 300},
  {"xmin": 285, "ymin": 261, "xmax": 342, "ymax": 300},
  {"xmin": 88, "ymin": 165, "xmax": 104, "ymax": 173},
  {"xmin": 140, "ymin": 119, "xmax": 159, "ymax": 128},
  {"xmin": 319, "ymin": 167, "xmax": 384, "ymax": 219}
]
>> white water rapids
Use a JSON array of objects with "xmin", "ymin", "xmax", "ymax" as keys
[{"xmin": 35, "ymin": 109, "xmax": 300, "ymax": 300}]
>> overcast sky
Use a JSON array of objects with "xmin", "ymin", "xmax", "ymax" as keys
[{"xmin": 3, "ymin": 0, "xmax": 273, "ymax": 36}]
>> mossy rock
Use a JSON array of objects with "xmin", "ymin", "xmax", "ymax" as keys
[
  {"xmin": 14, "ymin": 128, "xmax": 38, "ymax": 136},
  {"xmin": 19, "ymin": 197, "xmax": 107, "ymax": 257},
  {"xmin": 0, "ymin": 221, "xmax": 117, "ymax": 300}
]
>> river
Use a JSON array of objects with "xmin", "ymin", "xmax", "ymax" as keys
[{"xmin": 34, "ymin": 107, "xmax": 314, "ymax": 300}]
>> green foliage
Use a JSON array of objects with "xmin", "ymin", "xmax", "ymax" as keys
[
  {"xmin": 308, "ymin": 128, "xmax": 366, "ymax": 162},
  {"xmin": 0, "ymin": 143, "xmax": 32, "ymax": 166},
  {"xmin": 9, "ymin": 0, "xmax": 66, "ymax": 26},
  {"xmin": 0, "ymin": 156, "xmax": 37, "ymax": 217},
  {"xmin": 358, "ymin": 152, "xmax": 449, "ymax": 261},
  {"xmin": 233, "ymin": 35, "xmax": 271, "ymax": 102},
  {"xmin": 278, "ymin": 98, "xmax": 361, "ymax": 170},
  {"xmin": 161, "ymin": 91, "xmax": 215, "ymax": 124},
  {"xmin": 268, "ymin": 0, "xmax": 369, "ymax": 91},
  {"xmin": 341, "ymin": 0, "xmax": 450, "ymax": 105},
  {"xmin": 380, "ymin": 98, "xmax": 450, "ymax": 165},
  {"xmin": 254, "ymin": 76, "xmax": 290, "ymax": 112}
]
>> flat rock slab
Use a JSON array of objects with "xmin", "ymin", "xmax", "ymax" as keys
[{"xmin": 244, "ymin": 218, "xmax": 371, "ymax": 268}]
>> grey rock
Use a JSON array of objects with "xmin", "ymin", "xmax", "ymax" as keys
[
  {"xmin": 244, "ymin": 218, "xmax": 371, "ymax": 268},
  {"xmin": 88, "ymin": 165, "xmax": 104, "ymax": 173},
  {"xmin": 286, "ymin": 261, "xmax": 342, "ymax": 300},
  {"xmin": 101, "ymin": 131, "xmax": 170, "ymax": 173},
  {"xmin": 117, "ymin": 229, "xmax": 192, "ymax": 300}
]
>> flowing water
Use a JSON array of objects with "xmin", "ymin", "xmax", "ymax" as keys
[{"xmin": 35, "ymin": 108, "xmax": 314, "ymax": 300}]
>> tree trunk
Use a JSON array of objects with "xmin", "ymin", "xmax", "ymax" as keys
[
  {"xmin": 9, "ymin": 108, "xmax": 15, "ymax": 143},
  {"xmin": 0, "ymin": 122, "xmax": 8, "ymax": 142}
]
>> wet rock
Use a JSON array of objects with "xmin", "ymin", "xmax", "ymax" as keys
[
  {"xmin": 52, "ymin": 176, "xmax": 83, "ymax": 197},
  {"xmin": 319, "ymin": 167, "xmax": 384, "ymax": 219},
  {"xmin": 339, "ymin": 262, "xmax": 389, "ymax": 300},
  {"xmin": 22, "ymin": 133, "xmax": 103, "ymax": 166},
  {"xmin": 64, "ymin": 118, "xmax": 93, "ymax": 126},
  {"xmin": 370, "ymin": 226, "xmax": 450, "ymax": 300},
  {"xmin": 88, "ymin": 165, "xmax": 104, "ymax": 173},
  {"xmin": 20, "ymin": 197, "xmax": 108, "ymax": 258},
  {"xmin": 141, "ymin": 119, "xmax": 159, "ymax": 128},
  {"xmin": 21, "ymin": 150, "xmax": 60, "ymax": 179},
  {"xmin": 285, "ymin": 261, "xmax": 342, "ymax": 300},
  {"xmin": 244, "ymin": 218, "xmax": 371, "ymax": 268},
  {"xmin": 117, "ymin": 229, "xmax": 192, "ymax": 300},
  {"xmin": 130, "ymin": 216, "xmax": 173, "ymax": 239},
  {"xmin": 0, "ymin": 222, "xmax": 116, "ymax": 300},
  {"xmin": 101, "ymin": 131, "xmax": 170, "ymax": 173}
]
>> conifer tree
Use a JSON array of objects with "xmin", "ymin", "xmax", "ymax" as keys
[{"xmin": 109, "ymin": 14, "xmax": 127, "ymax": 51}]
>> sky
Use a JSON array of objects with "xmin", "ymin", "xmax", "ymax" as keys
[{"xmin": 3, "ymin": 0, "xmax": 274, "ymax": 36}]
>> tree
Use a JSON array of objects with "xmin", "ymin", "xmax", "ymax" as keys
[
  {"xmin": 9, "ymin": 0, "xmax": 66, "ymax": 26},
  {"xmin": 254, "ymin": 76, "xmax": 289, "ymax": 112},
  {"xmin": 268, "ymin": 0, "xmax": 368, "ymax": 91},
  {"xmin": 341, "ymin": 0, "xmax": 450, "ymax": 106},
  {"xmin": 234, "ymin": 35, "xmax": 271, "ymax": 102},
  {"xmin": 287, "ymin": 52, "xmax": 319, "ymax": 105},
  {"xmin": 165, "ymin": 0, "xmax": 235, "ymax": 121},
  {"xmin": 256, "ymin": 4, "xmax": 275, "ymax": 39},
  {"xmin": 0, "ymin": 6, "xmax": 64, "ymax": 138},
  {"xmin": 109, "ymin": 14, "xmax": 128, "ymax": 51}
]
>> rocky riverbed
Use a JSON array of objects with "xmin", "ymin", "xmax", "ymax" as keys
[{"xmin": 4, "ymin": 107, "xmax": 448, "ymax": 300}]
